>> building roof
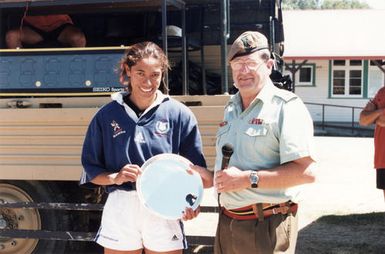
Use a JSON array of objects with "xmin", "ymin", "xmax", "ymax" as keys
[{"xmin": 282, "ymin": 9, "xmax": 385, "ymax": 60}]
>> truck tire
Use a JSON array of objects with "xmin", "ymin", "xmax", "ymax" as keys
[{"xmin": 0, "ymin": 180, "xmax": 67, "ymax": 254}]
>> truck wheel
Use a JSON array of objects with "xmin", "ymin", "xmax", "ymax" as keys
[{"xmin": 0, "ymin": 181, "xmax": 67, "ymax": 254}]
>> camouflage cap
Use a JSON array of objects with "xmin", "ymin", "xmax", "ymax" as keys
[{"xmin": 227, "ymin": 31, "xmax": 269, "ymax": 62}]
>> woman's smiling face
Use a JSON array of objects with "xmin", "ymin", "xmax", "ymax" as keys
[{"xmin": 126, "ymin": 56, "xmax": 163, "ymax": 104}]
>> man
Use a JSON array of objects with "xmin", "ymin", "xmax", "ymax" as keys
[
  {"xmin": 213, "ymin": 31, "xmax": 316, "ymax": 254},
  {"xmin": 5, "ymin": 14, "xmax": 86, "ymax": 48},
  {"xmin": 359, "ymin": 86, "xmax": 385, "ymax": 201}
]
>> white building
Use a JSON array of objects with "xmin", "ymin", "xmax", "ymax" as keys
[{"xmin": 283, "ymin": 10, "xmax": 385, "ymax": 122}]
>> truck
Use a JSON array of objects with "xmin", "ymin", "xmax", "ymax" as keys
[{"xmin": 0, "ymin": 0, "xmax": 286, "ymax": 253}]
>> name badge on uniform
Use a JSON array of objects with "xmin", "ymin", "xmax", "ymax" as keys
[{"xmin": 249, "ymin": 118, "xmax": 264, "ymax": 125}]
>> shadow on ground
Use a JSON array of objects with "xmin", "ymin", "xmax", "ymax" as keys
[
  {"xmin": 296, "ymin": 212, "xmax": 385, "ymax": 254},
  {"xmin": 64, "ymin": 241, "xmax": 214, "ymax": 254},
  {"xmin": 64, "ymin": 241, "xmax": 102, "ymax": 254},
  {"xmin": 65, "ymin": 213, "xmax": 385, "ymax": 253}
]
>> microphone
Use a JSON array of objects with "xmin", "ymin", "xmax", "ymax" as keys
[{"xmin": 221, "ymin": 144, "xmax": 233, "ymax": 170}]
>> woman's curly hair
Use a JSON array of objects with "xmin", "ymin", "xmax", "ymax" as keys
[{"xmin": 119, "ymin": 41, "xmax": 170, "ymax": 93}]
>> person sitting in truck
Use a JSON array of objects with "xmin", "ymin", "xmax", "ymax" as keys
[{"xmin": 5, "ymin": 14, "xmax": 86, "ymax": 48}]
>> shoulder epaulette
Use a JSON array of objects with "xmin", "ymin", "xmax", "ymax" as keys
[{"xmin": 273, "ymin": 89, "xmax": 298, "ymax": 102}]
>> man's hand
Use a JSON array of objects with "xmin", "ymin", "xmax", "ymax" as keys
[
  {"xmin": 215, "ymin": 166, "xmax": 249, "ymax": 193},
  {"xmin": 364, "ymin": 104, "xmax": 385, "ymax": 127},
  {"xmin": 360, "ymin": 101, "xmax": 383, "ymax": 126}
]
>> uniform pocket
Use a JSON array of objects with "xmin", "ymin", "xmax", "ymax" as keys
[
  {"xmin": 242, "ymin": 125, "xmax": 268, "ymax": 146},
  {"xmin": 239, "ymin": 125, "xmax": 269, "ymax": 161},
  {"xmin": 244, "ymin": 125, "xmax": 268, "ymax": 137}
]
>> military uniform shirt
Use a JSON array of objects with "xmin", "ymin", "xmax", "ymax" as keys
[{"xmin": 213, "ymin": 80, "xmax": 314, "ymax": 209}]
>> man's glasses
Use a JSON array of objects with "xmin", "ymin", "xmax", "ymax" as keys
[{"xmin": 230, "ymin": 60, "xmax": 264, "ymax": 71}]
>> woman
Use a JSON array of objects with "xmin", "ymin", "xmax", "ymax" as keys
[{"xmin": 80, "ymin": 41, "xmax": 209, "ymax": 254}]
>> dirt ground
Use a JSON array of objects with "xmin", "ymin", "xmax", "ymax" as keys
[
  {"xmin": 295, "ymin": 137, "xmax": 385, "ymax": 254},
  {"xmin": 184, "ymin": 136, "xmax": 385, "ymax": 253}
]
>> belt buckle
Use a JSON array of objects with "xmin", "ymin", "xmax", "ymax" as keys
[
  {"xmin": 272, "ymin": 205, "xmax": 289, "ymax": 215},
  {"xmin": 265, "ymin": 203, "xmax": 278, "ymax": 214}
]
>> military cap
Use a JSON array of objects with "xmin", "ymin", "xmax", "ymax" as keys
[{"xmin": 227, "ymin": 31, "xmax": 269, "ymax": 62}]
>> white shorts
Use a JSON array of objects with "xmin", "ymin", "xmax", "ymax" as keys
[{"xmin": 95, "ymin": 190, "xmax": 187, "ymax": 251}]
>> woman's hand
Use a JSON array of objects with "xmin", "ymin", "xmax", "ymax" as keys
[
  {"xmin": 187, "ymin": 164, "xmax": 214, "ymax": 188},
  {"xmin": 111, "ymin": 164, "xmax": 142, "ymax": 185},
  {"xmin": 182, "ymin": 206, "xmax": 200, "ymax": 221}
]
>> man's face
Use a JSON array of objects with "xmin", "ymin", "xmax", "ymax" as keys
[{"xmin": 230, "ymin": 53, "xmax": 272, "ymax": 95}]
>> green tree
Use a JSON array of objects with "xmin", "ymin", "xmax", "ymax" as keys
[
  {"xmin": 282, "ymin": 0, "xmax": 318, "ymax": 10},
  {"xmin": 282, "ymin": 0, "xmax": 370, "ymax": 10}
]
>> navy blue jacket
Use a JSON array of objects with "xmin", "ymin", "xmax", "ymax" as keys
[{"xmin": 80, "ymin": 91, "xmax": 206, "ymax": 193}]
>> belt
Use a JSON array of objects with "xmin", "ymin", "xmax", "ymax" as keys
[{"xmin": 223, "ymin": 201, "xmax": 298, "ymax": 221}]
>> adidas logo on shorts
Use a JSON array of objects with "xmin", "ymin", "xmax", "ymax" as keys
[{"xmin": 172, "ymin": 235, "xmax": 179, "ymax": 241}]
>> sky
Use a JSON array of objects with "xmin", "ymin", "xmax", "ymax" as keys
[{"xmin": 363, "ymin": 0, "xmax": 385, "ymax": 9}]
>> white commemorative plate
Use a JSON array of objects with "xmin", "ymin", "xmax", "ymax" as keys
[{"xmin": 136, "ymin": 153, "xmax": 204, "ymax": 220}]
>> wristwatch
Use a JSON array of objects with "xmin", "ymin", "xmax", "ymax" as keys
[{"xmin": 249, "ymin": 171, "xmax": 259, "ymax": 188}]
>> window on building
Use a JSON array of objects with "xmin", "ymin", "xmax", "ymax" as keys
[
  {"xmin": 331, "ymin": 60, "xmax": 362, "ymax": 97},
  {"xmin": 298, "ymin": 65, "xmax": 314, "ymax": 85},
  {"xmin": 368, "ymin": 60, "xmax": 385, "ymax": 97},
  {"xmin": 284, "ymin": 64, "xmax": 315, "ymax": 86},
  {"xmin": 370, "ymin": 60, "xmax": 384, "ymax": 66}
]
